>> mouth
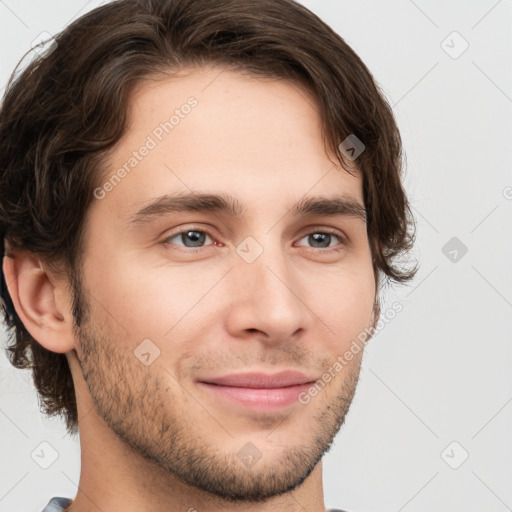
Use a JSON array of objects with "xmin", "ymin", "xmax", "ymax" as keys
[{"xmin": 196, "ymin": 370, "xmax": 318, "ymax": 411}]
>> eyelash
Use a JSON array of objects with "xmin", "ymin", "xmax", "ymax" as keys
[{"xmin": 162, "ymin": 226, "xmax": 347, "ymax": 253}]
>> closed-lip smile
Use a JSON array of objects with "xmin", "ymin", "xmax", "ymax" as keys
[{"xmin": 197, "ymin": 370, "xmax": 318, "ymax": 411}]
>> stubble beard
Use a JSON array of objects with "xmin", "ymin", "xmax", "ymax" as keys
[{"xmin": 73, "ymin": 295, "xmax": 363, "ymax": 503}]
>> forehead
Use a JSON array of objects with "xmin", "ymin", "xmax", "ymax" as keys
[{"xmin": 93, "ymin": 65, "xmax": 363, "ymax": 219}]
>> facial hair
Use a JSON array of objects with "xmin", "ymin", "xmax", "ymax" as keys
[{"xmin": 73, "ymin": 294, "xmax": 363, "ymax": 503}]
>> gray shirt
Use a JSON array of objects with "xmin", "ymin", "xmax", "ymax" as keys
[
  {"xmin": 41, "ymin": 497, "xmax": 348, "ymax": 511},
  {"xmin": 41, "ymin": 497, "xmax": 72, "ymax": 511}
]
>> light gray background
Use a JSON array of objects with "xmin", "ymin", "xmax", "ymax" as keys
[{"xmin": 1, "ymin": 1, "xmax": 511, "ymax": 511}]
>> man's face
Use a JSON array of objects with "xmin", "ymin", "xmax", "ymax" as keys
[{"xmin": 71, "ymin": 66, "xmax": 376, "ymax": 501}]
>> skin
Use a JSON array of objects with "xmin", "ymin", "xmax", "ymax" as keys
[{"xmin": 4, "ymin": 65, "xmax": 377, "ymax": 512}]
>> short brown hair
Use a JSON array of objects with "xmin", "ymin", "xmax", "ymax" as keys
[{"xmin": 0, "ymin": 0, "xmax": 416, "ymax": 435}]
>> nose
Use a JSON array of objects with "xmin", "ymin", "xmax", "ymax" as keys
[{"xmin": 224, "ymin": 243, "xmax": 311, "ymax": 344}]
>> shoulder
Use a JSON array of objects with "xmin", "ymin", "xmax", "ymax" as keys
[{"xmin": 41, "ymin": 497, "xmax": 73, "ymax": 512}]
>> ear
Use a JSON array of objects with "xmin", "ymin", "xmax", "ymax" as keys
[
  {"xmin": 2, "ymin": 248, "xmax": 75, "ymax": 353},
  {"xmin": 362, "ymin": 298, "xmax": 380, "ymax": 345},
  {"xmin": 370, "ymin": 270, "xmax": 381, "ymax": 330},
  {"xmin": 371, "ymin": 299, "xmax": 381, "ymax": 329}
]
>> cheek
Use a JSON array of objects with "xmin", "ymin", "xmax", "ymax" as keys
[
  {"xmin": 307, "ymin": 265, "xmax": 376, "ymax": 350},
  {"xmin": 85, "ymin": 255, "xmax": 226, "ymax": 343}
]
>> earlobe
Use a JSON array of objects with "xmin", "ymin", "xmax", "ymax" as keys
[{"xmin": 2, "ymin": 250, "xmax": 75, "ymax": 353}]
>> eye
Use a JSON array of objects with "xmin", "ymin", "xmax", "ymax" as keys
[
  {"xmin": 162, "ymin": 227, "xmax": 346, "ymax": 252},
  {"xmin": 297, "ymin": 231, "xmax": 345, "ymax": 250},
  {"xmin": 165, "ymin": 229, "xmax": 215, "ymax": 249}
]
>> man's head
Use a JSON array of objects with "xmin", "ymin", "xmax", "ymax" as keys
[{"xmin": 0, "ymin": 0, "xmax": 415, "ymax": 503}]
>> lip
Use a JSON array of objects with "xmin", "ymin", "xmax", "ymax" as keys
[
  {"xmin": 197, "ymin": 371, "xmax": 318, "ymax": 411},
  {"xmin": 199, "ymin": 370, "xmax": 318, "ymax": 388}
]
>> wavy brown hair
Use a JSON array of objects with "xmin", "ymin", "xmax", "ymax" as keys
[{"xmin": 0, "ymin": 0, "xmax": 416, "ymax": 435}]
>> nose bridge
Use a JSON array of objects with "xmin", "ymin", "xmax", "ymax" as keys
[{"xmin": 227, "ymin": 233, "xmax": 308, "ymax": 340}]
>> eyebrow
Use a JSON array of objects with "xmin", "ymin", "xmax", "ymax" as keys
[{"xmin": 127, "ymin": 192, "xmax": 367, "ymax": 226}]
